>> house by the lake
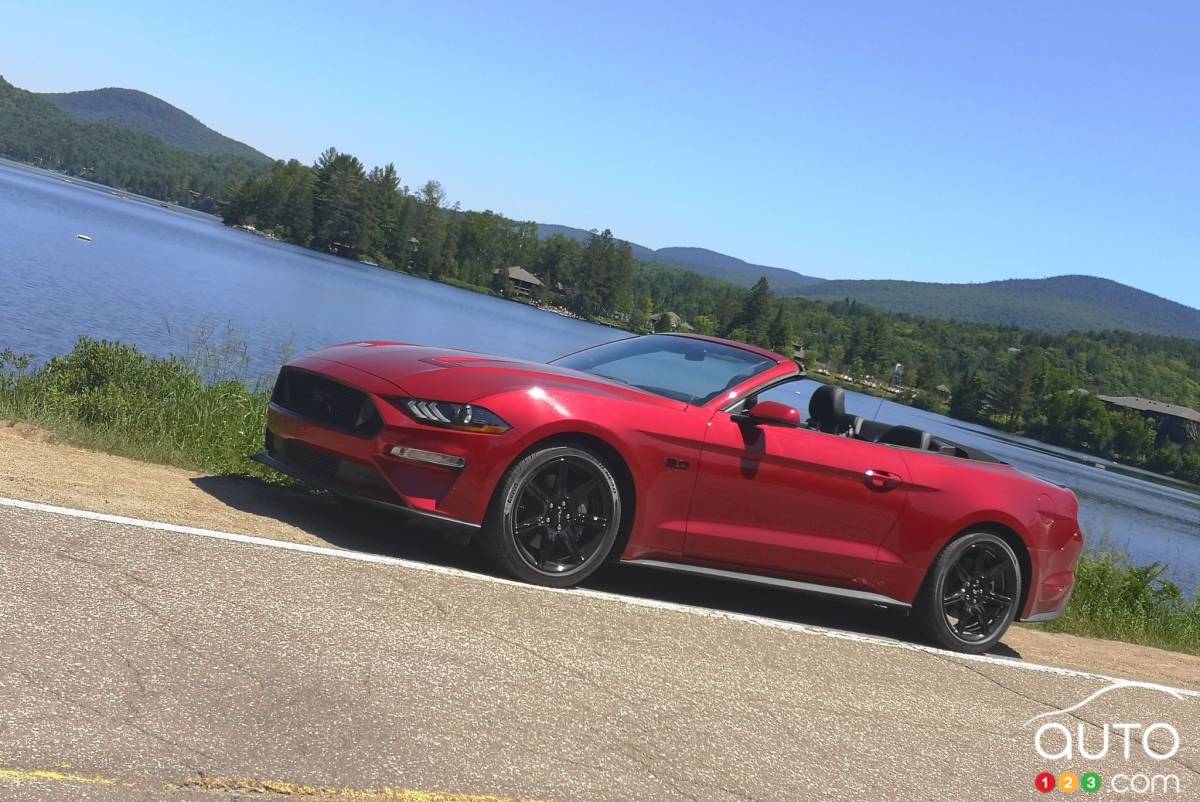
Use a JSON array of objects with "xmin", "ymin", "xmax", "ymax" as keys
[
  {"xmin": 493, "ymin": 266, "xmax": 543, "ymax": 298},
  {"xmin": 650, "ymin": 311, "xmax": 694, "ymax": 332},
  {"xmin": 1097, "ymin": 395, "xmax": 1200, "ymax": 445}
]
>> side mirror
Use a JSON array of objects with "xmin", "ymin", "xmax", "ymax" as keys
[{"xmin": 745, "ymin": 400, "xmax": 800, "ymax": 427}]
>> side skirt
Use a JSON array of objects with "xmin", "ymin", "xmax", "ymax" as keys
[{"xmin": 620, "ymin": 558, "xmax": 912, "ymax": 609}]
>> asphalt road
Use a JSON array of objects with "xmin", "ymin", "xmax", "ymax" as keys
[{"xmin": 0, "ymin": 501, "xmax": 1197, "ymax": 801}]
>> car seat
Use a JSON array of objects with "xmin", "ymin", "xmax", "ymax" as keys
[{"xmin": 807, "ymin": 385, "xmax": 862, "ymax": 436}]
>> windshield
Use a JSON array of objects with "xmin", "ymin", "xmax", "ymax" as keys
[{"xmin": 553, "ymin": 335, "xmax": 777, "ymax": 405}]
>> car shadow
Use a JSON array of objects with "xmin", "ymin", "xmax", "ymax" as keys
[{"xmin": 190, "ymin": 475, "xmax": 1023, "ymax": 660}]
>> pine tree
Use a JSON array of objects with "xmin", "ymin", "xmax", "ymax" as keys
[
  {"xmin": 726, "ymin": 277, "xmax": 772, "ymax": 346},
  {"xmin": 768, "ymin": 307, "xmax": 792, "ymax": 354}
]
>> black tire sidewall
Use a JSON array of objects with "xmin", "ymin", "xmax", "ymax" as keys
[
  {"xmin": 919, "ymin": 532, "xmax": 1022, "ymax": 654},
  {"xmin": 484, "ymin": 445, "xmax": 622, "ymax": 587}
]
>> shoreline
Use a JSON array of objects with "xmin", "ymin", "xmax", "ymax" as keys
[{"xmin": 0, "ymin": 156, "xmax": 222, "ymax": 223}]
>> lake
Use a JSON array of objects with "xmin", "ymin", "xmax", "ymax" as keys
[{"xmin": 2, "ymin": 162, "xmax": 1198, "ymax": 590}]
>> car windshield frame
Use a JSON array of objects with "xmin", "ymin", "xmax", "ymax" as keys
[{"xmin": 551, "ymin": 335, "xmax": 779, "ymax": 406}]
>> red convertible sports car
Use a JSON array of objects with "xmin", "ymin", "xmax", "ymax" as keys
[{"xmin": 255, "ymin": 333, "xmax": 1083, "ymax": 653}]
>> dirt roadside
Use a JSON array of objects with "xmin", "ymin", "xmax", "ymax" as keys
[{"xmin": 2, "ymin": 420, "xmax": 1197, "ymax": 689}]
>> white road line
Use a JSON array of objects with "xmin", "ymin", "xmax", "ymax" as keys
[{"xmin": 2, "ymin": 494, "xmax": 1197, "ymax": 697}]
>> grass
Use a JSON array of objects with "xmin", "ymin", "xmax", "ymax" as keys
[
  {"xmin": 3, "ymin": 336, "xmax": 1199, "ymax": 655},
  {"xmin": 0, "ymin": 335, "xmax": 280, "ymax": 481}
]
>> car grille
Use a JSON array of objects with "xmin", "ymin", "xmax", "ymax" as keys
[{"xmin": 271, "ymin": 367, "xmax": 382, "ymax": 437}]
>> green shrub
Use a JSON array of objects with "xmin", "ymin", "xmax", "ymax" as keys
[{"xmin": 0, "ymin": 337, "xmax": 278, "ymax": 480}]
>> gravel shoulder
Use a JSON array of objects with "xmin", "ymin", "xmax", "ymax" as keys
[{"xmin": 2, "ymin": 420, "xmax": 1197, "ymax": 690}]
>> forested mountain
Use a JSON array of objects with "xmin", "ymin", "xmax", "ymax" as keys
[
  {"xmin": 0, "ymin": 76, "xmax": 264, "ymax": 212},
  {"xmin": 536, "ymin": 224, "xmax": 657, "ymax": 261},
  {"xmin": 796, "ymin": 276, "xmax": 1200, "ymax": 340},
  {"xmin": 537, "ymin": 223, "xmax": 1200, "ymax": 339},
  {"xmin": 536, "ymin": 223, "xmax": 825, "ymax": 293},
  {"xmin": 38, "ymin": 87, "xmax": 270, "ymax": 163}
]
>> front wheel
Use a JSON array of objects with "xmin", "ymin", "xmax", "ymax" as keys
[
  {"xmin": 480, "ymin": 445, "xmax": 622, "ymax": 587},
  {"xmin": 913, "ymin": 532, "xmax": 1022, "ymax": 654}
]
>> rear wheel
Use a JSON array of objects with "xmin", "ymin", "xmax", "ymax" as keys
[
  {"xmin": 481, "ymin": 445, "xmax": 621, "ymax": 587},
  {"xmin": 913, "ymin": 532, "xmax": 1022, "ymax": 654}
]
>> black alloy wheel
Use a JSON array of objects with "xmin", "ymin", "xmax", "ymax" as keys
[
  {"xmin": 482, "ymin": 445, "xmax": 622, "ymax": 587},
  {"xmin": 914, "ymin": 532, "xmax": 1022, "ymax": 654}
]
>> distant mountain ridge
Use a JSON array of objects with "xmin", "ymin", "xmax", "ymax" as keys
[
  {"xmin": 794, "ymin": 275, "xmax": 1200, "ymax": 340},
  {"xmin": 536, "ymin": 224, "xmax": 1200, "ymax": 339},
  {"xmin": 38, "ymin": 87, "xmax": 271, "ymax": 163}
]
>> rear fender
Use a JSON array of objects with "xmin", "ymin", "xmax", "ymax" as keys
[{"xmin": 873, "ymin": 499, "xmax": 1038, "ymax": 606}]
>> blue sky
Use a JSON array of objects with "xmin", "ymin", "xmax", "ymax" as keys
[{"xmin": 3, "ymin": 1, "xmax": 1198, "ymax": 307}]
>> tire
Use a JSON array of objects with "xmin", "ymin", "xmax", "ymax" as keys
[
  {"xmin": 480, "ymin": 445, "xmax": 622, "ymax": 588},
  {"xmin": 913, "ymin": 531, "xmax": 1023, "ymax": 654}
]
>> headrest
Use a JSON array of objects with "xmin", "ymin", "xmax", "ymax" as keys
[
  {"xmin": 809, "ymin": 384, "xmax": 846, "ymax": 423},
  {"xmin": 879, "ymin": 425, "xmax": 932, "ymax": 451}
]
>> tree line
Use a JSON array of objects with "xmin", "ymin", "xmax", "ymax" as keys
[{"xmin": 221, "ymin": 149, "xmax": 642, "ymax": 317}]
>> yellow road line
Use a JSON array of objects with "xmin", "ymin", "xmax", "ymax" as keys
[
  {"xmin": 1, "ymin": 765, "xmax": 539, "ymax": 801},
  {"xmin": 0, "ymin": 767, "xmax": 117, "ymax": 785},
  {"xmin": 179, "ymin": 775, "xmax": 542, "ymax": 802}
]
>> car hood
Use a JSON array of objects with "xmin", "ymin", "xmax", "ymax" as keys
[{"xmin": 304, "ymin": 341, "xmax": 688, "ymax": 409}]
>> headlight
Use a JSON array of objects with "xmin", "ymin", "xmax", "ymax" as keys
[{"xmin": 387, "ymin": 397, "xmax": 511, "ymax": 434}]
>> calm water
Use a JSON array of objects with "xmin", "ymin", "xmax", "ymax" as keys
[{"xmin": 2, "ymin": 163, "xmax": 1198, "ymax": 589}]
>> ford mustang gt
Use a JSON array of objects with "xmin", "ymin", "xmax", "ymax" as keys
[{"xmin": 254, "ymin": 333, "xmax": 1083, "ymax": 653}]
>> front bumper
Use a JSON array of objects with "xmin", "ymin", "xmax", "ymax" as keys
[
  {"xmin": 252, "ymin": 448, "xmax": 480, "ymax": 531},
  {"xmin": 260, "ymin": 358, "xmax": 522, "ymax": 528}
]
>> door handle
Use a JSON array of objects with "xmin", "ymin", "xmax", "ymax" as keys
[{"xmin": 863, "ymin": 469, "xmax": 901, "ymax": 491}]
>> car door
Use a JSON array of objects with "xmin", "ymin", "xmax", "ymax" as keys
[{"xmin": 684, "ymin": 379, "xmax": 910, "ymax": 582}]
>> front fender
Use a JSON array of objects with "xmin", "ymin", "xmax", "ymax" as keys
[{"xmin": 498, "ymin": 402, "xmax": 710, "ymax": 559}]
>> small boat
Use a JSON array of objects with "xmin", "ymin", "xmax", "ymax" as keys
[{"xmin": 76, "ymin": 234, "xmax": 92, "ymax": 242}]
